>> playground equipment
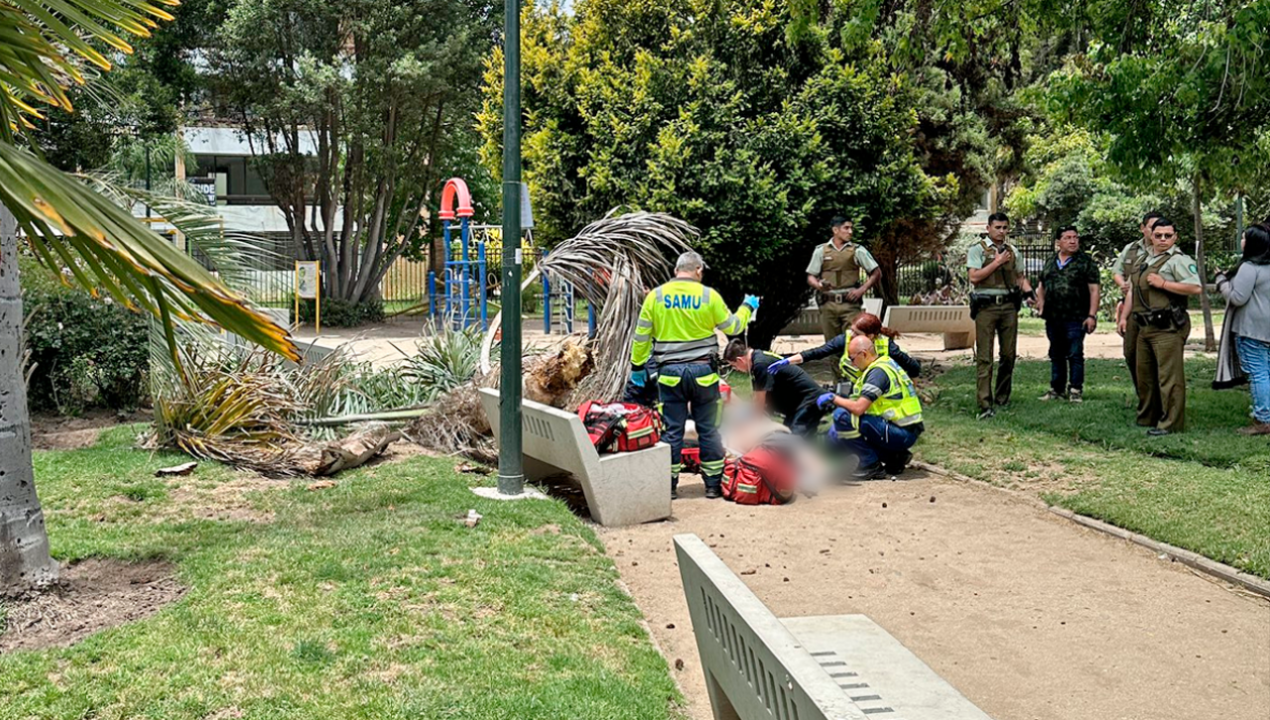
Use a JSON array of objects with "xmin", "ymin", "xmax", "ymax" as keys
[
  {"xmin": 541, "ymin": 249, "xmax": 599, "ymax": 336},
  {"xmin": 428, "ymin": 176, "xmax": 597, "ymax": 336},
  {"xmin": 430, "ymin": 178, "xmax": 489, "ymax": 331}
]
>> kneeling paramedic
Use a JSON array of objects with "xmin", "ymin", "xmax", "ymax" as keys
[
  {"xmin": 818, "ymin": 335, "xmax": 924, "ymax": 479},
  {"xmin": 722, "ymin": 338, "xmax": 826, "ymax": 438},
  {"xmin": 629, "ymin": 252, "xmax": 757, "ymax": 499}
]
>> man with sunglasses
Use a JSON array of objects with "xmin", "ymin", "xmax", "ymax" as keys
[{"xmin": 816, "ymin": 335, "xmax": 924, "ymax": 479}]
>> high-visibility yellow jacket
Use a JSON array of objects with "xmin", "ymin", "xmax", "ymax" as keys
[
  {"xmin": 854, "ymin": 356, "xmax": 923, "ymax": 427},
  {"xmin": 630, "ymin": 279, "xmax": 752, "ymax": 366},
  {"xmin": 838, "ymin": 332, "xmax": 892, "ymax": 380}
]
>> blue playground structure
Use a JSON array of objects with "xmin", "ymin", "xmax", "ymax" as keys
[
  {"xmin": 429, "ymin": 178, "xmax": 488, "ymax": 331},
  {"xmin": 427, "ymin": 176, "xmax": 596, "ymax": 338}
]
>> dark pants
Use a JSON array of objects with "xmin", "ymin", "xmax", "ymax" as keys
[
  {"xmin": 658, "ymin": 362, "xmax": 723, "ymax": 490},
  {"xmin": 820, "ymin": 300, "xmax": 863, "ymax": 343},
  {"xmin": 830, "ymin": 411, "xmax": 920, "ymax": 469},
  {"xmin": 1135, "ymin": 320, "xmax": 1189, "ymax": 432},
  {"xmin": 784, "ymin": 400, "xmax": 825, "ymax": 438},
  {"xmin": 974, "ymin": 302, "xmax": 1018, "ymax": 410},
  {"xmin": 1046, "ymin": 319, "xmax": 1087, "ymax": 393},
  {"xmin": 1123, "ymin": 312, "xmax": 1140, "ymax": 396}
]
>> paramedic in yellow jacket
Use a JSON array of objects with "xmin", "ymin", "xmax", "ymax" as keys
[
  {"xmin": 816, "ymin": 335, "xmax": 924, "ymax": 480},
  {"xmin": 630, "ymin": 252, "xmax": 757, "ymax": 499}
]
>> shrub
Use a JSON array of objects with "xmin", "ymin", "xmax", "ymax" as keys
[
  {"xmin": 293, "ymin": 298, "xmax": 386, "ymax": 327},
  {"xmin": 23, "ymin": 285, "xmax": 150, "ymax": 414}
]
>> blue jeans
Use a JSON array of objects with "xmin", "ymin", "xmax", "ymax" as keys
[
  {"xmin": 658, "ymin": 362, "xmax": 723, "ymax": 489},
  {"xmin": 1236, "ymin": 336, "xmax": 1270, "ymax": 423},
  {"xmin": 830, "ymin": 411, "xmax": 921, "ymax": 469},
  {"xmin": 1045, "ymin": 318, "xmax": 1086, "ymax": 393}
]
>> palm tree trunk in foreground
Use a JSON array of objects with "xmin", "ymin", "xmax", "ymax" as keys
[{"xmin": 0, "ymin": 204, "xmax": 58, "ymax": 593}]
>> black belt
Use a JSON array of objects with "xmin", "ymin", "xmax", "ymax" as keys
[
  {"xmin": 971, "ymin": 293, "xmax": 1012, "ymax": 305},
  {"xmin": 822, "ymin": 286, "xmax": 861, "ymax": 298}
]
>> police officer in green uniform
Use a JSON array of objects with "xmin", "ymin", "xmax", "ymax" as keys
[
  {"xmin": 1111, "ymin": 212, "xmax": 1162, "ymax": 394},
  {"xmin": 806, "ymin": 215, "xmax": 881, "ymax": 343},
  {"xmin": 966, "ymin": 212, "xmax": 1034, "ymax": 419},
  {"xmin": 630, "ymin": 252, "xmax": 757, "ymax": 498},
  {"xmin": 1117, "ymin": 219, "xmax": 1202, "ymax": 435},
  {"xmin": 817, "ymin": 335, "xmax": 924, "ymax": 479}
]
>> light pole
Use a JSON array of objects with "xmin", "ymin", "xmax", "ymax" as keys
[{"xmin": 497, "ymin": 0, "xmax": 524, "ymax": 496}]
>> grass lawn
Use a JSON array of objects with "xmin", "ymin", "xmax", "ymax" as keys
[
  {"xmin": 1, "ymin": 428, "xmax": 682, "ymax": 719},
  {"xmin": 919, "ymin": 358, "xmax": 1270, "ymax": 578}
]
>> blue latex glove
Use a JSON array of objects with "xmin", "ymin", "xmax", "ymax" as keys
[
  {"xmin": 742, "ymin": 294, "xmax": 760, "ymax": 311},
  {"xmin": 816, "ymin": 392, "xmax": 836, "ymax": 410},
  {"xmin": 766, "ymin": 358, "xmax": 791, "ymax": 375},
  {"xmin": 630, "ymin": 368, "xmax": 647, "ymax": 388}
]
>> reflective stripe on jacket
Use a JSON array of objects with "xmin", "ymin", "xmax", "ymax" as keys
[{"xmin": 630, "ymin": 279, "xmax": 753, "ymax": 366}]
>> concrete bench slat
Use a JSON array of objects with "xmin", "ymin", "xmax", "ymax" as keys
[
  {"xmin": 675, "ymin": 533, "xmax": 994, "ymax": 720},
  {"xmin": 478, "ymin": 389, "xmax": 671, "ymax": 526},
  {"xmin": 782, "ymin": 616, "xmax": 992, "ymax": 720},
  {"xmin": 882, "ymin": 305, "xmax": 975, "ymax": 351},
  {"xmin": 675, "ymin": 534, "xmax": 872, "ymax": 720}
]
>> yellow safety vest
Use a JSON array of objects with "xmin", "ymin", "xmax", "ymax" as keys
[
  {"xmin": 853, "ymin": 356, "xmax": 923, "ymax": 427},
  {"xmin": 838, "ymin": 331, "xmax": 892, "ymax": 380},
  {"xmin": 630, "ymin": 279, "xmax": 752, "ymax": 366}
]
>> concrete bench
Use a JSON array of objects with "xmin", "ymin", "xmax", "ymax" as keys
[
  {"xmin": 478, "ymin": 389, "xmax": 671, "ymax": 526},
  {"xmin": 675, "ymin": 533, "xmax": 993, "ymax": 720},
  {"xmin": 882, "ymin": 305, "xmax": 975, "ymax": 350},
  {"xmin": 780, "ymin": 298, "xmax": 884, "ymax": 336}
]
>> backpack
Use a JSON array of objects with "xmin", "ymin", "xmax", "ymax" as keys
[
  {"xmin": 577, "ymin": 401, "xmax": 663, "ymax": 453},
  {"xmin": 722, "ymin": 444, "xmax": 796, "ymax": 505}
]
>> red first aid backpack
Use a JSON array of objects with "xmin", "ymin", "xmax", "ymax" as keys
[
  {"xmin": 577, "ymin": 401, "xmax": 663, "ymax": 453},
  {"xmin": 722, "ymin": 445, "xmax": 796, "ymax": 505}
]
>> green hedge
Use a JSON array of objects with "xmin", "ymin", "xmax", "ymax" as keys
[{"xmin": 21, "ymin": 258, "xmax": 150, "ymax": 414}]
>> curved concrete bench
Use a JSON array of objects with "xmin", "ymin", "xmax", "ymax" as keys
[
  {"xmin": 675, "ymin": 533, "xmax": 993, "ymax": 720},
  {"xmin": 882, "ymin": 305, "xmax": 975, "ymax": 350},
  {"xmin": 478, "ymin": 389, "xmax": 671, "ymax": 526}
]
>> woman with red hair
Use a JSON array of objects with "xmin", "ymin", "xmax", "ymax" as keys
[{"xmin": 767, "ymin": 312, "xmax": 921, "ymax": 385}]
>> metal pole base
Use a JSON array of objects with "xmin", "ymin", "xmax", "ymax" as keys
[{"xmin": 475, "ymin": 485, "xmax": 545, "ymax": 501}]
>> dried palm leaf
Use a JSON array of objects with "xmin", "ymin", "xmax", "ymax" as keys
[{"xmin": 479, "ymin": 210, "xmax": 696, "ymax": 403}]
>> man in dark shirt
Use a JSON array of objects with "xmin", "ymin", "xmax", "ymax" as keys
[
  {"xmin": 1035, "ymin": 225, "xmax": 1102, "ymax": 402},
  {"xmin": 723, "ymin": 339, "xmax": 826, "ymax": 437}
]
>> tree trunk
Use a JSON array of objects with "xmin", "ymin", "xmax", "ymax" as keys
[
  {"xmin": 0, "ymin": 204, "xmax": 58, "ymax": 593},
  {"xmin": 1192, "ymin": 176, "xmax": 1216, "ymax": 352}
]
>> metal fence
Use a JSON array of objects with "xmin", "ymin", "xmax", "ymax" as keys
[
  {"xmin": 893, "ymin": 236, "xmax": 1056, "ymax": 300},
  {"xmin": 181, "ymin": 228, "xmax": 1068, "ymax": 317}
]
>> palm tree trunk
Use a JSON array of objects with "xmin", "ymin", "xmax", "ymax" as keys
[{"xmin": 0, "ymin": 204, "xmax": 58, "ymax": 592}]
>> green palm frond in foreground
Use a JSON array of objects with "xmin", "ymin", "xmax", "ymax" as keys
[{"xmin": 0, "ymin": 0, "xmax": 298, "ymax": 361}]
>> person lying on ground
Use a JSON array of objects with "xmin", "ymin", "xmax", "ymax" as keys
[
  {"xmin": 817, "ymin": 335, "xmax": 925, "ymax": 480},
  {"xmin": 723, "ymin": 338, "xmax": 827, "ymax": 438},
  {"xmin": 767, "ymin": 311, "xmax": 921, "ymax": 384}
]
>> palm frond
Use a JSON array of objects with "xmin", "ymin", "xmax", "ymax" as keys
[
  {"xmin": 0, "ymin": 144, "xmax": 299, "ymax": 360},
  {"xmin": 86, "ymin": 174, "xmax": 286, "ymax": 292},
  {"xmin": 0, "ymin": 0, "xmax": 178, "ymax": 140},
  {"xmin": 535, "ymin": 210, "xmax": 696, "ymax": 402}
]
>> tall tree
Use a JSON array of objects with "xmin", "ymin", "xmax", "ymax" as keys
[
  {"xmin": 207, "ymin": 0, "xmax": 497, "ymax": 307},
  {"xmin": 0, "ymin": 0, "xmax": 297, "ymax": 593},
  {"xmin": 480, "ymin": 0, "xmax": 990, "ymax": 340},
  {"xmin": 1049, "ymin": 0, "xmax": 1270, "ymax": 349}
]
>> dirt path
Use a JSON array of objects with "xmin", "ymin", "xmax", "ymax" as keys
[{"xmin": 601, "ymin": 471, "xmax": 1270, "ymax": 720}]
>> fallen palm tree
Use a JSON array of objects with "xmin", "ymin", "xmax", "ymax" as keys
[
  {"xmin": 405, "ymin": 211, "xmax": 695, "ymax": 460},
  {"xmin": 479, "ymin": 210, "xmax": 695, "ymax": 404}
]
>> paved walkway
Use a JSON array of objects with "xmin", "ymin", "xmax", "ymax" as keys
[
  {"xmin": 601, "ymin": 471, "xmax": 1270, "ymax": 720},
  {"xmin": 291, "ymin": 318, "xmax": 1215, "ymax": 369}
]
